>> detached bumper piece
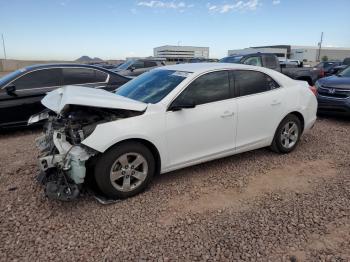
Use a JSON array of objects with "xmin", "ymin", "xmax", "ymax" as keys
[
  {"xmin": 37, "ymin": 169, "xmax": 80, "ymax": 201},
  {"xmin": 36, "ymin": 131, "xmax": 94, "ymax": 201}
]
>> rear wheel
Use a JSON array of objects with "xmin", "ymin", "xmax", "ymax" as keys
[
  {"xmin": 270, "ymin": 114, "xmax": 302, "ymax": 154},
  {"xmin": 94, "ymin": 141, "xmax": 155, "ymax": 199}
]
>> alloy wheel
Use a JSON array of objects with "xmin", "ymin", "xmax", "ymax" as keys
[{"xmin": 110, "ymin": 153, "xmax": 148, "ymax": 192}]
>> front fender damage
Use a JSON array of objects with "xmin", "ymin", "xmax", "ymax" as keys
[
  {"xmin": 37, "ymin": 130, "xmax": 96, "ymax": 201},
  {"xmin": 33, "ymin": 103, "xmax": 145, "ymax": 202}
]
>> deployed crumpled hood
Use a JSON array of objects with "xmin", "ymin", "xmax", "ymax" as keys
[{"xmin": 41, "ymin": 85, "xmax": 147, "ymax": 113}]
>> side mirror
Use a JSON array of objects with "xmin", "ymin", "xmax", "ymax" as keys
[
  {"xmin": 129, "ymin": 66, "xmax": 136, "ymax": 72},
  {"xmin": 5, "ymin": 84, "xmax": 16, "ymax": 96},
  {"xmin": 168, "ymin": 99, "xmax": 196, "ymax": 111}
]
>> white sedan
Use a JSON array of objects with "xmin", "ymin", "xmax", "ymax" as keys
[{"xmin": 30, "ymin": 63, "xmax": 317, "ymax": 201}]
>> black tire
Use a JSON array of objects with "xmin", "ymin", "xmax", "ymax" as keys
[
  {"xmin": 270, "ymin": 114, "xmax": 302, "ymax": 154},
  {"xmin": 94, "ymin": 141, "xmax": 155, "ymax": 199}
]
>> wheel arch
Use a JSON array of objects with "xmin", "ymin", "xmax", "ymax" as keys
[
  {"xmin": 289, "ymin": 111, "xmax": 305, "ymax": 133},
  {"xmin": 104, "ymin": 138, "xmax": 162, "ymax": 175}
]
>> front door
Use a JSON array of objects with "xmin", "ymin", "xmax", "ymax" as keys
[
  {"xmin": 165, "ymin": 70, "xmax": 237, "ymax": 169},
  {"xmin": 0, "ymin": 68, "xmax": 62, "ymax": 127}
]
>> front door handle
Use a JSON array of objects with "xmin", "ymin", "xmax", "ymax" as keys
[
  {"xmin": 221, "ymin": 111, "xmax": 234, "ymax": 118},
  {"xmin": 271, "ymin": 100, "xmax": 281, "ymax": 106}
]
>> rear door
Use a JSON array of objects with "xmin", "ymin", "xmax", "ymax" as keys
[
  {"xmin": 0, "ymin": 68, "xmax": 62, "ymax": 126},
  {"xmin": 233, "ymin": 70, "xmax": 285, "ymax": 152}
]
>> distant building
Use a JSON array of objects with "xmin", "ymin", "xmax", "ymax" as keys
[
  {"xmin": 228, "ymin": 45, "xmax": 350, "ymax": 62},
  {"xmin": 290, "ymin": 46, "xmax": 350, "ymax": 62},
  {"xmin": 154, "ymin": 45, "xmax": 209, "ymax": 62}
]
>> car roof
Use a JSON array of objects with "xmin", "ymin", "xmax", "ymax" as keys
[
  {"xmin": 24, "ymin": 63, "xmax": 110, "ymax": 71},
  {"xmin": 160, "ymin": 62, "xmax": 263, "ymax": 74},
  {"xmin": 0, "ymin": 63, "xmax": 129, "ymax": 86},
  {"xmin": 227, "ymin": 53, "xmax": 276, "ymax": 57}
]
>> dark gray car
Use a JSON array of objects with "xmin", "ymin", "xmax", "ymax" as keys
[
  {"xmin": 220, "ymin": 53, "xmax": 321, "ymax": 85},
  {"xmin": 111, "ymin": 59, "xmax": 165, "ymax": 77}
]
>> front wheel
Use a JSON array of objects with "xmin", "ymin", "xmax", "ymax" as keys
[
  {"xmin": 94, "ymin": 141, "xmax": 155, "ymax": 199},
  {"xmin": 270, "ymin": 114, "xmax": 302, "ymax": 154}
]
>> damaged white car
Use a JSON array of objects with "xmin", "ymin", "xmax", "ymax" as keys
[{"xmin": 29, "ymin": 63, "xmax": 317, "ymax": 201}]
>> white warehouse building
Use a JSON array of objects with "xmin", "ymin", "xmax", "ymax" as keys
[
  {"xmin": 228, "ymin": 45, "xmax": 350, "ymax": 63},
  {"xmin": 291, "ymin": 46, "xmax": 350, "ymax": 62},
  {"xmin": 154, "ymin": 45, "xmax": 209, "ymax": 62}
]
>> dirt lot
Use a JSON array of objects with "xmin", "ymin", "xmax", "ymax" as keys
[{"xmin": 0, "ymin": 116, "xmax": 349, "ymax": 261}]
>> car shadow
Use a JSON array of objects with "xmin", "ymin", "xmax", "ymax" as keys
[
  {"xmin": 0, "ymin": 125, "xmax": 42, "ymax": 136},
  {"xmin": 317, "ymin": 113, "xmax": 350, "ymax": 123}
]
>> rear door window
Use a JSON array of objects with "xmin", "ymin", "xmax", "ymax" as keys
[
  {"xmin": 132, "ymin": 61, "xmax": 145, "ymax": 69},
  {"xmin": 234, "ymin": 70, "xmax": 279, "ymax": 97},
  {"xmin": 62, "ymin": 68, "xmax": 107, "ymax": 85},
  {"xmin": 263, "ymin": 55, "xmax": 278, "ymax": 69},
  {"xmin": 13, "ymin": 68, "xmax": 62, "ymax": 90},
  {"xmin": 95, "ymin": 70, "xmax": 108, "ymax": 82},
  {"xmin": 144, "ymin": 61, "xmax": 157, "ymax": 68}
]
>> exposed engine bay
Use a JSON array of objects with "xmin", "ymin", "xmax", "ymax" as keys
[{"xmin": 32, "ymin": 106, "xmax": 143, "ymax": 201}]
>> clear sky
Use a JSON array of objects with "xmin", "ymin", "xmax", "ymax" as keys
[{"xmin": 1, "ymin": 0, "xmax": 350, "ymax": 60}]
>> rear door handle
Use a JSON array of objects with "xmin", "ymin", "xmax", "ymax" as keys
[{"xmin": 221, "ymin": 111, "xmax": 234, "ymax": 118}]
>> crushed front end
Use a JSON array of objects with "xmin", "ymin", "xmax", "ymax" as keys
[{"xmin": 31, "ymin": 106, "xmax": 142, "ymax": 201}]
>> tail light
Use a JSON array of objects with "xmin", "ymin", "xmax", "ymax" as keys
[
  {"xmin": 309, "ymin": 85, "xmax": 317, "ymax": 96},
  {"xmin": 319, "ymin": 69, "xmax": 325, "ymax": 78}
]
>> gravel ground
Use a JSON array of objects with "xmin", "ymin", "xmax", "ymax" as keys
[{"xmin": 0, "ymin": 116, "xmax": 349, "ymax": 261}]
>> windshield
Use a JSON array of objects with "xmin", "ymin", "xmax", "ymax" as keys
[
  {"xmin": 115, "ymin": 69, "xmax": 188, "ymax": 104},
  {"xmin": 117, "ymin": 60, "xmax": 134, "ymax": 70},
  {"xmin": 219, "ymin": 56, "xmax": 243, "ymax": 63},
  {"xmin": 338, "ymin": 66, "xmax": 350, "ymax": 77},
  {"xmin": 0, "ymin": 69, "xmax": 26, "ymax": 86}
]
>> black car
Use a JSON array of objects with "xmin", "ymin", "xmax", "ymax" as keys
[
  {"xmin": 315, "ymin": 61, "xmax": 342, "ymax": 76},
  {"xmin": 111, "ymin": 59, "xmax": 165, "ymax": 77},
  {"xmin": 0, "ymin": 64, "xmax": 130, "ymax": 128},
  {"xmin": 316, "ymin": 66, "xmax": 350, "ymax": 115}
]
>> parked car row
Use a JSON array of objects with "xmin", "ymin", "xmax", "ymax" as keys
[
  {"xmin": 1, "ymin": 55, "xmax": 346, "ymax": 201},
  {"xmin": 0, "ymin": 53, "xmax": 349, "ymax": 129},
  {"xmin": 315, "ymin": 58, "xmax": 350, "ymax": 76}
]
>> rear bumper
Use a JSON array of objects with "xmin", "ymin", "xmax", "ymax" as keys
[{"xmin": 317, "ymin": 95, "xmax": 350, "ymax": 115}]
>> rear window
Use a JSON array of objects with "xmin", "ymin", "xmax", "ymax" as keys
[
  {"xmin": 62, "ymin": 68, "xmax": 107, "ymax": 85},
  {"xmin": 219, "ymin": 56, "xmax": 243, "ymax": 63}
]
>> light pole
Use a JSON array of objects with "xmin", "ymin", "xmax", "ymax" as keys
[
  {"xmin": 2, "ymin": 34, "xmax": 7, "ymax": 60},
  {"xmin": 177, "ymin": 41, "xmax": 181, "ymax": 63},
  {"xmin": 317, "ymin": 32, "xmax": 323, "ymax": 62}
]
